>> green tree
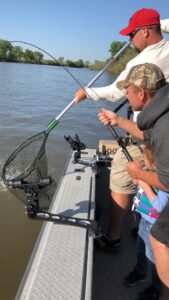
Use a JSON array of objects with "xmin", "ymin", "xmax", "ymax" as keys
[
  {"xmin": 33, "ymin": 51, "xmax": 43, "ymax": 63},
  {"xmin": 85, "ymin": 60, "xmax": 90, "ymax": 67},
  {"xmin": 109, "ymin": 41, "xmax": 127, "ymax": 57},
  {"xmin": 0, "ymin": 39, "xmax": 13, "ymax": 61},
  {"xmin": 58, "ymin": 56, "xmax": 65, "ymax": 65},
  {"xmin": 66, "ymin": 59, "xmax": 76, "ymax": 67},
  {"xmin": 11, "ymin": 46, "xmax": 23, "ymax": 61},
  {"xmin": 23, "ymin": 49, "xmax": 34, "ymax": 63},
  {"xmin": 75, "ymin": 59, "xmax": 84, "ymax": 68},
  {"xmin": 108, "ymin": 42, "xmax": 137, "ymax": 74}
]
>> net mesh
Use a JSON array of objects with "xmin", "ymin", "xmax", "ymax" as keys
[
  {"xmin": 2, "ymin": 130, "xmax": 53, "ymax": 210},
  {"xmin": 3, "ymin": 131, "xmax": 48, "ymax": 182}
]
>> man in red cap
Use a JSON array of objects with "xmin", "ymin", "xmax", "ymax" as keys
[
  {"xmin": 75, "ymin": 7, "xmax": 169, "ymax": 261},
  {"xmin": 120, "ymin": 8, "xmax": 161, "ymax": 36}
]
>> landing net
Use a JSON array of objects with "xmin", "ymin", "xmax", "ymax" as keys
[{"xmin": 2, "ymin": 130, "xmax": 52, "ymax": 209}]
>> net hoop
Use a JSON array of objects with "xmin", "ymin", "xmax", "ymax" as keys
[{"xmin": 2, "ymin": 130, "xmax": 49, "ymax": 184}]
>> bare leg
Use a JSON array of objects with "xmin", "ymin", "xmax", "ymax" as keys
[
  {"xmin": 149, "ymin": 234, "xmax": 169, "ymax": 300},
  {"xmin": 106, "ymin": 191, "xmax": 130, "ymax": 240}
]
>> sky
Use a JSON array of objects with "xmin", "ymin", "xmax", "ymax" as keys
[{"xmin": 1, "ymin": 0, "xmax": 169, "ymax": 63}]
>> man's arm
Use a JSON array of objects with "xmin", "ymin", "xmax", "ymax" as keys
[
  {"xmin": 116, "ymin": 115, "xmax": 143, "ymax": 140},
  {"xmin": 75, "ymin": 61, "xmax": 130, "ymax": 103},
  {"xmin": 160, "ymin": 19, "xmax": 169, "ymax": 33},
  {"xmin": 98, "ymin": 108, "xmax": 144, "ymax": 140},
  {"xmin": 126, "ymin": 161, "xmax": 169, "ymax": 191},
  {"xmin": 75, "ymin": 85, "xmax": 126, "ymax": 103}
]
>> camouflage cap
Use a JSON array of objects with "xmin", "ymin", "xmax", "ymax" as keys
[{"xmin": 116, "ymin": 63, "xmax": 166, "ymax": 90}]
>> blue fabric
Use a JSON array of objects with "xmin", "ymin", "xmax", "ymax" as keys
[
  {"xmin": 133, "ymin": 187, "xmax": 169, "ymax": 292},
  {"xmin": 138, "ymin": 219, "xmax": 154, "ymax": 262},
  {"xmin": 151, "ymin": 190, "xmax": 169, "ymax": 212},
  {"xmin": 133, "ymin": 188, "xmax": 169, "ymax": 224}
]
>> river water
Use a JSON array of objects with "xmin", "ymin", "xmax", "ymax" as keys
[{"xmin": 0, "ymin": 62, "xmax": 127, "ymax": 299}]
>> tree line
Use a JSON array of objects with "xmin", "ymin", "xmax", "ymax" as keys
[
  {"xmin": 0, "ymin": 40, "xmax": 89, "ymax": 68},
  {"xmin": 0, "ymin": 39, "xmax": 137, "ymax": 73},
  {"xmin": 91, "ymin": 41, "xmax": 137, "ymax": 74}
]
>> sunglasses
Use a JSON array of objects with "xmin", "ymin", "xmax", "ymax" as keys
[
  {"xmin": 129, "ymin": 28, "xmax": 142, "ymax": 38},
  {"xmin": 129, "ymin": 26, "xmax": 155, "ymax": 39}
]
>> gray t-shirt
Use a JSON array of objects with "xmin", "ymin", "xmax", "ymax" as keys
[{"xmin": 138, "ymin": 84, "xmax": 169, "ymax": 189}]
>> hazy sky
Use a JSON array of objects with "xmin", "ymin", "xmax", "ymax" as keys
[{"xmin": 1, "ymin": 0, "xmax": 169, "ymax": 62}]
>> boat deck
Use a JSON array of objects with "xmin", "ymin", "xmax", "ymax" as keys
[
  {"xmin": 15, "ymin": 149, "xmax": 96, "ymax": 300},
  {"xmin": 15, "ymin": 148, "xmax": 151, "ymax": 300}
]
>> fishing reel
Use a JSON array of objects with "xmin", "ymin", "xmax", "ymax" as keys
[
  {"xmin": 64, "ymin": 133, "xmax": 86, "ymax": 160},
  {"xmin": 64, "ymin": 133, "xmax": 97, "ymax": 170}
]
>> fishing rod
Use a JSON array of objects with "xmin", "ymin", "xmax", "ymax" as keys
[
  {"xmin": 10, "ymin": 40, "xmax": 131, "ymax": 129},
  {"xmin": 107, "ymin": 124, "xmax": 133, "ymax": 161},
  {"xmin": 10, "ymin": 40, "xmax": 132, "ymax": 162},
  {"xmin": 2, "ymin": 40, "xmax": 133, "ymax": 229},
  {"xmin": 10, "ymin": 40, "xmax": 131, "ymax": 89},
  {"xmin": 3, "ymin": 40, "xmax": 131, "ymax": 186}
]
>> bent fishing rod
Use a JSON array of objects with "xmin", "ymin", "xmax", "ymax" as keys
[
  {"xmin": 10, "ymin": 40, "xmax": 130, "ymax": 128},
  {"xmin": 10, "ymin": 40, "xmax": 132, "ymax": 160},
  {"xmin": 3, "ymin": 40, "xmax": 131, "ymax": 184},
  {"xmin": 2, "ymin": 40, "xmax": 133, "ymax": 229}
]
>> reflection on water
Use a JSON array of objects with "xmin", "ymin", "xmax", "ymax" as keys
[{"xmin": 0, "ymin": 62, "xmax": 127, "ymax": 299}]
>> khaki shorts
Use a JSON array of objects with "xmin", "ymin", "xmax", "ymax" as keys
[{"xmin": 110, "ymin": 144, "xmax": 144, "ymax": 194}]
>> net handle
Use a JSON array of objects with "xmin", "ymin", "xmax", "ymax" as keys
[{"xmin": 47, "ymin": 41, "xmax": 131, "ymax": 130}]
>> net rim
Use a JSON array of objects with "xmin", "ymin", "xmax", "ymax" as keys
[{"xmin": 2, "ymin": 130, "xmax": 49, "ymax": 183}]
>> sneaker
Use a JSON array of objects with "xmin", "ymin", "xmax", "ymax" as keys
[
  {"xmin": 94, "ymin": 236, "xmax": 121, "ymax": 251},
  {"xmin": 123, "ymin": 269, "xmax": 147, "ymax": 287},
  {"xmin": 136, "ymin": 284, "xmax": 160, "ymax": 300}
]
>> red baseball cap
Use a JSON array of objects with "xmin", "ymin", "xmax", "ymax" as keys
[{"xmin": 119, "ymin": 8, "xmax": 160, "ymax": 36}]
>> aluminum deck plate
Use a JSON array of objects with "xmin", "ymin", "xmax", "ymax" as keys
[{"xmin": 16, "ymin": 149, "xmax": 96, "ymax": 300}]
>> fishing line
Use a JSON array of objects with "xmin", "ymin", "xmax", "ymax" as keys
[
  {"xmin": 10, "ymin": 40, "xmax": 85, "ymax": 90},
  {"xmin": 10, "ymin": 40, "xmax": 131, "ymax": 160},
  {"xmin": 2, "ymin": 40, "xmax": 131, "ymax": 214},
  {"xmin": 10, "ymin": 40, "xmax": 103, "ymax": 113},
  {"xmin": 10, "ymin": 40, "xmax": 129, "ymax": 115}
]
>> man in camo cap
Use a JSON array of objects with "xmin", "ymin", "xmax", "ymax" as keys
[
  {"xmin": 116, "ymin": 63, "xmax": 166, "ymax": 92},
  {"xmin": 99, "ymin": 62, "xmax": 169, "ymax": 299},
  {"xmin": 125, "ymin": 64, "xmax": 169, "ymax": 300}
]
